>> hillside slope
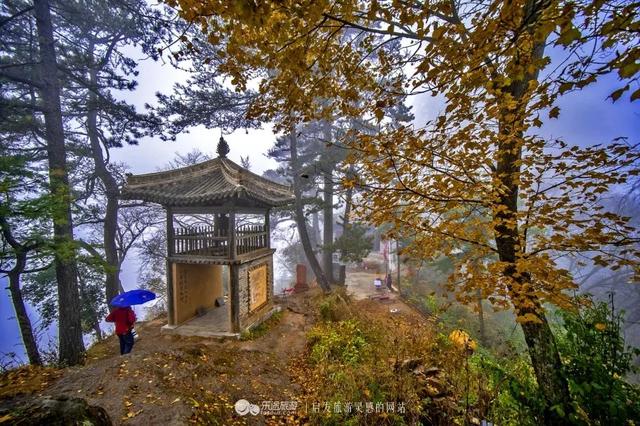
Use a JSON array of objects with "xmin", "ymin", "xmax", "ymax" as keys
[{"xmin": 1, "ymin": 272, "xmax": 467, "ymax": 425}]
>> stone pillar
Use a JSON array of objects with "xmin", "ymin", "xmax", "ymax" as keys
[
  {"xmin": 295, "ymin": 264, "xmax": 308, "ymax": 292},
  {"xmin": 165, "ymin": 207, "xmax": 175, "ymax": 326},
  {"xmin": 230, "ymin": 265, "xmax": 240, "ymax": 332},
  {"xmin": 166, "ymin": 260, "xmax": 175, "ymax": 325},
  {"xmin": 229, "ymin": 211, "xmax": 236, "ymax": 259}
]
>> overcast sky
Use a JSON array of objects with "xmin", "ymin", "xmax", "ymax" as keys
[
  {"xmin": 119, "ymin": 54, "xmax": 640, "ymax": 179},
  {"xmin": 109, "ymin": 53, "xmax": 279, "ymax": 176}
]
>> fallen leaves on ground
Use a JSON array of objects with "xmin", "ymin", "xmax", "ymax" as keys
[{"xmin": 0, "ymin": 365, "xmax": 62, "ymax": 399}]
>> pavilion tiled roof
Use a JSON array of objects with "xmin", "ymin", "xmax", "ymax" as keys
[{"xmin": 120, "ymin": 157, "xmax": 294, "ymax": 207}]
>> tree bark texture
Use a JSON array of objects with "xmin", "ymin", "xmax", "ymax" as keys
[
  {"xmin": 322, "ymin": 169, "xmax": 334, "ymax": 284},
  {"xmin": 8, "ymin": 262, "xmax": 42, "ymax": 365},
  {"xmin": 310, "ymin": 211, "xmax": 320, "ymax": 251},
  {"xmin": 34, "ymin": 0, "xmax": 84, "ymax": 365},
  {"xmin": 321, "ymin": 122, "xmax": 335, "ymax": 284},
  {"xmin": 492, "ymin": 0, "xmax": 572, "ymax": 419},
  {"xmin": 336, "ymin": 183, "xmax": 353, "ymax": 285},
  {"xmin": 290, "ymin": 132, "xmax": 331, "ymax": 292},
  {"xmin": 0, "ymin": 213, "xmax": 43, "ymax": 365},
  {"xmin": 86, "ymin": 61, "xmax": 121, "ymax": 308}
]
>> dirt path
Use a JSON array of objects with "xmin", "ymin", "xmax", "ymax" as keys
[
  {"xmin": 345, "ymin": 269, "xmax": 434, "ymax": 329},
  {"xmin": 1, "ymin": 292, "xmax": 319, "ymax": 425},
  {"xmin": 345, "ymin": 270, "xmax": 394, "ymax": 300},
  {"xmin": 1, "ymin": 271, "xmax": 431, "ymax": 425}
]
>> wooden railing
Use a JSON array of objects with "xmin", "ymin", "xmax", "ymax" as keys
[
  {"xmin": 172, "ymin": 224, "xmax": 268, "ymax": 258},
  {"xmin": 173, "ymin": 225, "xmax": 229, "ymax": 257},
  {"xmin": 236, "ymin": 224, "xmax": 268, "ymax": 255}
]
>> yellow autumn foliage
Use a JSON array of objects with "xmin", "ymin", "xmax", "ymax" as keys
[
  {"xmin": 162, "ymin": 0, "xmax": 639, "ymax": 418},
  {"xmin": 448, "ymin": 329, "xmax": 477, "ymax": 351},
  {"xmin": 164, "ymin": 0, "xmax": 639, "ymax": 317}
]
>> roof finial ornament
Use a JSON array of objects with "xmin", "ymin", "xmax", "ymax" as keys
[{"xmin": 217, "ymin": 133, "xmax": 230, "ymax": 158}]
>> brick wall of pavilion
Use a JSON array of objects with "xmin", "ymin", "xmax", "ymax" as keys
[{"xmin": 237, "ymin": 252, "xmax": 275, "ymax": 330}]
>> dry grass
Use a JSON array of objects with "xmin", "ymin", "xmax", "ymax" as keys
[
  {"xmin": 0, "ymin": 283, "xmax": 492, "ymax": 425},
  {"xmin": 0, "ymin": 296, "xmax": 316, "ymax": 425},
  {"xmin": 290, "ymin": 290, "xmax": 492, "ymax": 425},
  {"xmin": 0, "ymin": 365, "xmax": 63, "ymax": 400}
]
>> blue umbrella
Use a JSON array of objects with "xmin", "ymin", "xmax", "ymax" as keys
[{"xmin": 110, "ymin": 289, "xmax": 156, "ymax": 307}]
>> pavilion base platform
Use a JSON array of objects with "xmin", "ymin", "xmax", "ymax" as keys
[
  {"xmin": 160, "ymin": 304, "xmax": 282, "ymax": 339},
  {"xmin": 161, "ymin": 305, "xmax": 238, "ymax": 339},
  {"xmin": 242, "ymin": 304, "xmax": 282, "ymax": 331}
]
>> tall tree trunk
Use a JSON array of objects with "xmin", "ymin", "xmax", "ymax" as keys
[
  {"xmin": 336, "ymin": 182, "xmax": 353, "ymax": 285},
  {"xmin": 322, "ymin": 168, "xmax": 334, "ymax": 284},
  {"xmin": 8, "ymin": 260, "xmax": 42, "ymax": 365},
  {"xmin": 34, "ymin": 0, "xmax": 84, "ymax": 365},
  {"xmin": 342, "ymin": 184, "xmax": 353, "ymax": 234},
  {"xmin": 396, "ymin": 241, "xmax": 401, "ymax": 294},
  {"xmin": 290, "ymin": 132, "xmax": 331, "ymax": 292},
  {"xmin": 476, "ymin": 287, "xmax": 486, "ymax": 346},
  {"xmin": 493, "ymin": 1, "xmax": 572, "ymax": 418},
  {"xmin": 78, "ymin": 274, "xmax": 103, "ymax": 341},
  {"xmin": 0, "ymin": 213, "xmax": 42, "ymax": 365},
  {"xmin": 495, "ymin": 210, "xmax": 571, "ymax": 423},
  {"xmin": 86, "ymin": 60, "xmax": 121, "ymax": 307},
  {"xmin": 494, "ymin": 130, "xmax": 573, "ymax": 419},
  {"xmin": 310, "ymin": 211, "xmax": 320, "ymax": 251},
  {"xmin": 321, "ymin": 122, "xmax": 335, "ymax": 284}
]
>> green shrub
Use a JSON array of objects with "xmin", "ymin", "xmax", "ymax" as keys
[
  {"xmin": 318, "ymin": 299, "xmax": 337, "ymax": 322},
  {"xmin": 422, "ymin": 294, "xmax": 441, "ymax": 315},
  {"xmin": 239, "ymin": 310, "xmax": 283, "ymax": 340},
  {"xmin": 318, "ymin": 290, "xmax": 351, "ymax": 322},
  {"xmin": 475, "ymin": 351, "xmax": 544, "ymax": 425},
  {"xmin": 478, "ymin": 297, "xmax": 640, "ymax": 425},
  {"xmin": 302, "ymin": 315, "xmax": 422, "ymax": 425},
  {"xmin": 556, "ymin": 297, "xmax": 640, "ymax": 425},
  {"xmin": 308, "ymin": 320, "xmax": 371, "ymax": 365}
]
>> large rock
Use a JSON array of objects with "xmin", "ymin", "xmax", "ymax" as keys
[
  {"xmin": 397, "ymin": 357, "xmax": 423, "ymax": 372},
  {"xmin": 1, "ymin": 396, "xmax": 111, "ymax": 425}
]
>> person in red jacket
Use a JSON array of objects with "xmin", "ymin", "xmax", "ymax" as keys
[{"xmin": 106, "ymin": 306, "xmax": 136, "ymax": 355}]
